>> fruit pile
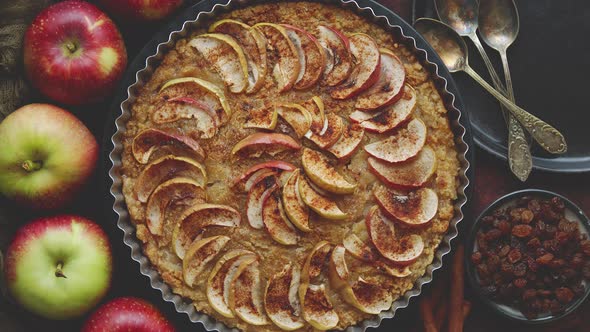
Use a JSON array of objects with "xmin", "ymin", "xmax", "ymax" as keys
[
  {"xmin": 0, "ymin": 0, "xmax": 182, "ymax": 330},
  {"xmin": 121, "ymin": 12, "xmax": 443, "ymax": 331}
]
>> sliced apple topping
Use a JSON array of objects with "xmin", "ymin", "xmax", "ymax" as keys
[
  {"xmin": 247, "ymin": 173, "xmax": 279, "ymax": 229},
  {"xmin": 374, "ymin": 186, "xmax": 439, "ymax": 227},
  {"xmin": 301, "ymin": 148, "xmax": 356, "ymax": 194},
  {"xmin": 306, "ymin": 113, "xmax": 344, "ymax": 149},
  {"xmin": 276, "ymin": 103, "xmax": 312, "ymax": 138},
  {"xmin": 298, "ymin": 176, "xmax": 347, "ymax": 220},
  {"xmin": 377, "ymin": 263, "xmax": 412, "ymax": 278},
  {"xmin": 341, "ymin": 277, "xmax": 393, "ymax": 314},
  {"xmin": 232, "ymin": 133, "xmax": 301, "ymax": 158},
  {"xmin": 229, "ymin": 258, "xmax": 269, "ymax": 325},
  {"xmin": 317, "ymin": 25, "xmax": 352, "ymax": 86},
  {"xmin": 368, "ymin": 146, "xmax": 437, "ymax": 188},
  {"xmin": 365, "ymin": 205, "xmax": 397, "ymax": 260},
  {"xmin": 145, "ymin": 177, "xmax": 206, "ymax": 236},
  {"xmin": 189, "ymin": 33, "xmax": 249, "ymax": 93},
  {"xmin": 343, "ymin": 233, "xmax": 377, "ymax": 262},
  {"xmin": 331, "ymin": 33, "xmax": 381, "ymax": 100},
  {"xmin": 244, "ymin": 106, "xmax": 278, "ymax": 130},
  {"xmin": 172, "ymin": 203, "xmax": 241, "ymax": 259},
  {"xmin": 282, "ymin": 24, "xmax": 326, "ymax": 90},
  {"xmin": 282, "ymin": 170, "xmax": 311, "ymax": 232},
  {"xmin": 159, "ymin": 77, "xmax": 232, "ymax": 122},
  {"xmin": 135, "ymin": 155, "xmax": 207, "ymax": 203},
  {"xmin": 301, "ymin": 241, "xmax": 332, "ymax": 283},
  {"xmin": 154, "ymin": 97, "xmax": 218, "ymax": 139},
  {"xmin": 209, "ymin": 19, "xmax": 268, "ymax": 94},
  {"xmin": 233, "ymin": 160, "xmax": 296, "ymax": 190},
  {"xmin": 299, "ymin": 283, "xmax": 339, "ymax": 330},
  {"xmin": 351, "ymin": 84, "xmax": 416, "ymax": 133},
  {"xmin": 244, "ymin": 169, "xmax": 278, "ymax": 193},
  {"xmin": 207, "ymin": 249, "xmax": 256, "ymax": 318},
  {"xmin": 132, "ymin": 128, "xmax": 205, "ymax": 164},
  {"xmin": 265, "ymin": 264, "xmax": 305, "ymax": 331},
  {"xmin": 328, "ymin": 245, "xmax": 350, "ymax": 291},
  {"xmin": 262, "ymin": 192, "xmax": 300, "ymax": 245},
  {"xmin": 355, "ymin": 48, "xmax": 406, "ymax": 110},
  {"xmin": 326, "ymin": 123, "xmax": 365, "ymax": 160},
  {"xmin": 301, "ymin": 96, "xmax": 326, "ymax": 134},
  {"xmin": 254, "ymin": 23, "xmax": 301, "ymax": 92},
  {"xmin": 365, "ymin": 118, "xmax": 427, "ymax": 163},
  {"xmin": 183, "ymin": 235, "xmax": 230, "ymax": 287}
]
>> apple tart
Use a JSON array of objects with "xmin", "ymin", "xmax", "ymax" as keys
[{"xmin": 120, "ymin": 2, "xmax": 461, "ymax": 331}]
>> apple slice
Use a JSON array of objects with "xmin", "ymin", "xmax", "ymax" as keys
[
  {"xmin": 233, "ymin": 160, "xmax": 296, "ymax": 190},
  {"xmin": 209, "ymin": 19, "xmax": 267, "ymax": 94},
  {"xmin": 207, "ymin": 249, "xmax": 256, "ymax": 318},
  {"xmin": 182, "ymin": 235, "xmax": 230, "ymax": 287},
  {"xmin": 264, "ymin": 264, "xmax": 305, "ymax": 331},
  {"xmin": 262, "ymin": 192, "xmax": 300, "ymax": 246},
  {"xmin": 302, "ymin": 96, "xmax": 326, "ymax": 134},
  {"xmin": 282, "ymin": 24, "xmax": 326, "ymax": 90},
  {"xmin": 154, "ymin": 98, "xmax": 219, "ymax": 139},
  {"xmin": 229, "ymin": 258, "xmax": 269, "ymax": 325},
  {"xmin": 365, "ymin": 118, "xmax": 426, "ymax": 163},
  {"xmin": 368, "ymin": 146, "xmax": 437, "ymax": 188},
  {"xmin": 247, "ymin": 173, "xmax": 279, "ymax": 229},
  {"xmin": 351, "ymin": 84, "xmax": 416, "ymax": 133},
  {"xmin": 331, "ymin": 33, "xmax": 381, "ymax": 100},
  {"xmin": 374, "ymin": 186, "xmax": 439, "ymax": 227},
  {"xmin": 355, "ymin": 48, "xmax": 406, "ymax": 110},
  {"xmin": 145, "ymin": 177, "xmax": 206, "ymax": 236},
  {"xmin": 159, "ymin": 77, "xmax": 231, "ymax": 122},
  {"xmin": 326, "ymin": 123, "xmax": 364, "ymax": 160},
  {"xmin": 301, "ymin": 148, "xmax": 356, "ymax": 194},
  {"xmin": 306, "ymin": 112, "xmax": 344, "ymax": 149},
  {"xmin": 328, "ymin": 245, "xmax": 350, "ymax": 291},
  {"xmin": 365, "ymin": 205, "xmax": 397, "ymax": 260},
  {"xmin": 254, "ymin": 23, "xmax": 300, "ymax": 92},
  {"xmin": 299, "ymin": 283, "xmax": 339, "ymax": 330},
  {"xmin": 132, "ymin": 128, "xmax": 205, "ymax": 164},
  {"xmin": 282, "ymin": 170, "xmax": 311, "ymax": 232},
  {"xmin": 317, "ymin": 25, "xmax": 352, "ymax": 86},
  {"xmin": 301, "ymin": 241, "xmax": 332, "ymax": 283},
  {"xmin": 135, "ymin": 156, "xmax": 207, "ymax": 203},
  {"xmin": 341, "ymin": 277, "xmax": 393, "ymax": 314},
  {"xmin": 343, "ymin": 233, "xmax": 377, "ymax": 262},
  {"xmin": 189, "ymin": 33, "xmax": 249, "ymax": 93},
  {"xmin": 244, "ymin": 106, "xmax": 278, "ymax": 130},
  {"xmin": 232, "ymin": 133, "xmax": 301, "ymax": 158},
  {"xmin": 276, "ymin": 103, "xmax": 313, "ymax": 138},
  {"xmin": 377, "ymin": 262, "xmax": 412, "ymax": 278},
  {"xmin": 172, "ymin": 203, "xmax": 241, "ymax": 259},
  {"xmin": 298, "ymin": 176, "xmax": 347, "ymax": 220}
]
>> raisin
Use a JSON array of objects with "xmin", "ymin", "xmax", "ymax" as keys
[
  {"xmin": 521, "ymin": 209, "xmax": 534, "ymax": 224},
  {"xmin": 514, "ymin": 262, "xmax": 527, "ymax": 277},
  {"xmin": 471, "ymin": 251, "xmax": 483, "ymax": 264},
  {"xmin": 485, "ymin": 229, "xmax": 503, "ymax": 242},
  {"xmin": 551, "ymin": 197, "xmax": 565, "ymax": 212},
  {"xmin": 555, "ymin": 231, "xmax": 570, "ymax": 245},
  {"xmin": 487, "ymin": 255, "xmax": 501, "ymax": 272},
  {"xmin": 512, "ymin": 224, "xmax": 532, "ymax": 238},
  {"xmin": 581, "ymin": 240, "xmax": 590, "ymax": 256},
  {"xmin": 571, "ymin": 253, "xmax": 584, "ymax": 268},
  {"xmin": 498, "ymin": 245, "xmax": 511, "ymax": 257},
  {"xmin": 522, "ymin": 289, "xmax": 536, "ymax": 301},
  {"xmin": 527, "ymin": 238, "xmax": 541, "ymax": 249},
  {"xmin": 477, "ymin": 264, "xmax": 490, "ymax": 278},
  {"xmin": 536, "ymin": 253, "xmax": 554, "ymax": 265},
  {"xmin": 507, "ymin": 249, "xmax": 522, "ymax": 263},
  {"xmin": 497, "ymin": 220, "xmax": 511, "ymax": 234},
  {"xmin": 548, "ymin": 259, "xmax": 566, "ymax": 269},
  {"xmin": 482, "ymin": 215, "xmax": 495, "ymax": 226},
  {"xmin": 528, "ymin": 199, "xmax": 541, "ymax": 216},
  {"xmin": 514, "ymin": 278, "xmax": 527, "ymax": 288}
]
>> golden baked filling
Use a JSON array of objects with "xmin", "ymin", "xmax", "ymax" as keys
[{"xmin": 120, "ymin": 2, "xmax": 461, "ymax": 331}]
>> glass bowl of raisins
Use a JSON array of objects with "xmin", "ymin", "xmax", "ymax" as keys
[{"xmin": 466, "ymin": 189, "xmax": 590, "ymax": 323}]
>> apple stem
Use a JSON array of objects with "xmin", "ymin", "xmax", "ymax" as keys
[
  {"xmin": 55, "ymin": 262, "xmax": 67, "ymax": 279},
  {"xmin": 21, "ymin": 160, "xmax": 42, "ymax": 172}
]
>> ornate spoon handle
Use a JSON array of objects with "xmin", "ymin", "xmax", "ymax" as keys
[{"xmin": 463, "ymin": 65, "xmax": 567, "ymax": 154}]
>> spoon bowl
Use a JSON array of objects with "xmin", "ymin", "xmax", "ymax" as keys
[
  {"xmin": 434, "ymin": 0, "xmax": 479, "ymax": 36},
  {"xmin": 414, "ymin": 18, "xmax": 468, "ymax": 72},
  {"xmin": 479, "ymin": 0, "xmax": 520, "ymax": 52}
]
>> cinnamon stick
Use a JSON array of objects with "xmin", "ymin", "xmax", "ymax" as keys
[
  {"xmin": 448, "ymin": 245, "xmax": 465, "ymax": 332},
  {"xmin": 419, "ymin": 296, "xmax": 438, "ymax": 332}
]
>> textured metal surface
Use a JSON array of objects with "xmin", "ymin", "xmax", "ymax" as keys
[{"xmin": 108, "ymin": 0, "xmax": 471, "ymax": 331}]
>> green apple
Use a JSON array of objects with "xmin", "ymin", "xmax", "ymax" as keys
[
  {"xmin": 0, "ymin": 104, "xmax": 98, "ymax": 209},
  {"xmin": 4, "ymin": 215, "xmax": 112, "ymax": 319}
]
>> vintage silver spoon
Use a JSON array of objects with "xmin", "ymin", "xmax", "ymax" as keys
[
  {"xmin": 414, "ymin": 18, "xmax": 567, "ymax": 155},
  {"xmin": 479, "ymin": 0, "xmax": 531, "ymax": 181},
  {"xmin": 435, "ymin": 0, "xmax": 532, "ymax": 181}
]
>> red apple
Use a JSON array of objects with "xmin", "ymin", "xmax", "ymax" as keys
[
  {"xmin": 100, "ymin": 0, "xmax": 183, "ymax": 22},
  {"xmin": 4, "ymin": 215, "xmax": 112, "ymax": 319},
  {"xmin": 0, "ymin": 104, "xmax": 98, "ymax": 209},
  {"xmin": 24, "ymin": 1, "xmax": 127, "ymax": 105},
  {"xmin": 82, "ymin": 297, "xmax": 175, "ymax": 332}
]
